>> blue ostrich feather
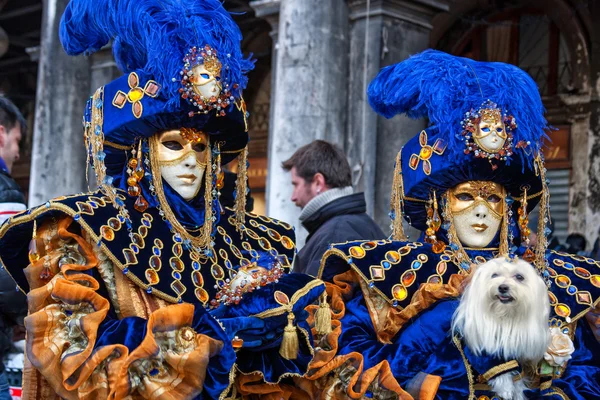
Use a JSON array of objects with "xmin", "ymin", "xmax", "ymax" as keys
[
  {"xmin": 59, "ymin": 0, "xmax": 254, "ymax": 102},
  {"xmin": 368, "ymin": 50, "xmax": 549, "ymax": 168}
]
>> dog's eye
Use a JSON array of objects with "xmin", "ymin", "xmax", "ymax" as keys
[
  {"xmin": 491, "ymin": 273, "xmax": 499, "ymax": 278},
  {"xmin": 515, "ymin": 274, "xmax": 524, "ymax": 281}
]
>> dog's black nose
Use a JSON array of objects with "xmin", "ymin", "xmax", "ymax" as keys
[{"xmin": 498, "ymin": 284, "xmax": 509, "ymax": 294}]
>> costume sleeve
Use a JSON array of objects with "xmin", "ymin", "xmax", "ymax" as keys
[{"xmin": 22, "ymin": 216, "xmax": 234, "ymax": 400}]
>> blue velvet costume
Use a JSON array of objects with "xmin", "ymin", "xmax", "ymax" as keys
[
  {"xmin": 306, "ymin": 51, "xmax": 600, "ymax": 400},
  {"xmin": 0, "ymin": 1, "xmax": 324, "ymax": 399}
]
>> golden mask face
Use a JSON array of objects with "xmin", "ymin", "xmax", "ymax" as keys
[
  {"xmin": 449, "ymin": 181, "xmax": 505, "ymax": 217},
  {"xmin": 473, "ymin": 110, "xmax": 507, "ymax": 153},
  {"xmin": 154, "ymin": 129, "xmax": 209, "ymax": 200},
  {"xmin": 190, "ymin": 64, "xmax": 222, "ymax": 99},
  {"xmin": 448, "ymin": 181, "xmax": 506, "ymax": 248}
]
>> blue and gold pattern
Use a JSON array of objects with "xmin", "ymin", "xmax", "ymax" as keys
[
  {"xmin": 0, "ymin": 190, "xmax": 296, "ymax": 306},
  {"xmin": 319, "ymin": 240, "xmax": 600, "ymax": 323}
]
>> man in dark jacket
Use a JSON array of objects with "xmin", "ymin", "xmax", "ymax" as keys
[
  {"xmin": 282, "ymin": 140, "xmax": 385, "ymax": 276},
  {"xmin": 0, "ymin": 96, "xmax": 28, "ymax": 399}
]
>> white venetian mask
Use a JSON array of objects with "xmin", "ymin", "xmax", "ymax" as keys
[
  {"xmin": 155, "ymin": 128, "xmax": 209, "ymax": 201},
  {"xmin": 449, "ymin": 181, "xmax": 505, "ymax": 248},
  {"xmin": 190, "ymin": 64, "xmax": 222, "ymax": 99}
]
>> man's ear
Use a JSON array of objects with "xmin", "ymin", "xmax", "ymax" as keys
[{"xmin": 313, "ymin": 172, "xmax": 327, "ymax": 191}]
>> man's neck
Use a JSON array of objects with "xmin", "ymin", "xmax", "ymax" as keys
[{"xmin": 299, "ymin": 186, "xmax": 354, "ymax": 222}]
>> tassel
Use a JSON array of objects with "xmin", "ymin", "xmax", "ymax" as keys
[
  {"xmin": 390, "ymin": 151, "xmax": 408, "ymax": 241},
  {"xmin": 314, "ymin": 292, "xmax": 332, "ymax": 335},
  {"xmin": 279, "ymin": 312, "xmax": 299, "ymax": 360},
  {"xmin": 234, "ymin": 147, "xmax": 248, "ymax": 232}
]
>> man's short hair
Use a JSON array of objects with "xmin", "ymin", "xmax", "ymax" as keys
[
  {"xmin": 282, "ymin": 140, "xmax": 352, "ymax": 188},
  {"xmin": 0, "ymin": 96, "xmax": 26, "ymax": 135}
]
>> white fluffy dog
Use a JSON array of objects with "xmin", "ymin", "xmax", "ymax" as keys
[{"xmin": 452, "ymin": 257, "xmax": 550, "ymax": 400}]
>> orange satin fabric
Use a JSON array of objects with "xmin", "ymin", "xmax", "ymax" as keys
[{"xmin": 21, "ymin": 217, "xmax": 224, "ymax": 400}]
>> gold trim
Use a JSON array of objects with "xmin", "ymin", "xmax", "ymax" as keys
[
  {"xmin": 0, "ymin": 200, "xmax": 180, "ymax": 304},
  {"xmin": 480, "ymin": 360, "xmax": 519, "ymax": 382},
  {"xmin": 104, "ymin": 140, "xmax": 133, "ymax": 150},
  {"xmin": 252, "ymin": 279, "xmax": 324, "ymax": 319},
  {"xmin": 453, "ymin": 335, "xmax": 475, "ymax": 400}
]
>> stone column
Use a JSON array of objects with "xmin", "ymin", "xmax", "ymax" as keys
[
  {"xmin": 250, "ymin": 0, "xmax": 280, "ymax": 207},
  {"xmin": 264, "ymin": 0, "xmax": 350, "ymax": 244},
  {"xmin": 29, "ymin": 0, "xmax": 91, "ymax": 206},
  {"xmin": 346, "ymin": 0, "xmax": 448, "ymax": 237},
  {"xmin": 585, "ymin": 1, "xmax": 600, "ymax": 245}
]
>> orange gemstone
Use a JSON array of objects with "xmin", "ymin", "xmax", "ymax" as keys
[
  {"xmin": 211, "ymin": 265, "xmax": 224, "ymax": 279},
  {"xmin": 134, "ymin": 196, "xmax": 148, "ymax": 212},
  {"xmin": 134, "ymin": 168, "xmax": 144, "ymax": 180},
  {"xmin": 436, "ymin": 261, "xmax": 447, "ymax": 275},
  {"xmin": 425, "ymin": 228, "xmax": 435, "ymax": 236},
  {"xmin": 401, "ymin": 270, "xmax": 416, "ymax": 287},
  {"xmin": 28, "ymin": 239, "xmax": 39, "ymax": 263},
  {"xmin": 574, "ymin": 267, "xmax": 591, "ymax": 278},
  {"xmin": 409, "ymin": 154, "xmax": 419, "ymax": 169},
  {"xmin": 419, "ymin": 146, "xmax": 433, "ymax": 160},
  {"xmin": 150, "ymin": 255, "xmax": 162, "ymax": 270},
  {"xmin": 145, "ymin": 269, "xmax": 159, "ymax": 284},
  {"xmin": 232, "ymin": 336, "xmax": 244, "ymax": 349},
  {"xmin": 385, "ymin": 251, "xmax": 400, "ymax": 264},
  {"xmin": 173, "ymin": 244, "xmax": 183, "ymax": 257},
  {"xmin": 555, "ymin": 304, "xmax": 570, "ymax": 317},
  {"xmin": 392, "ymin": 284, "xmax": 408, "ymax": 301},
  {"xmin": 591, "ymin": 275, "xmax": 600, "ymax": 288},
  {"xmin": 432, "ymin": 241, "xmax": 445, "ymax": 254},
  {"xmin": 128, "ymin": 185, "xmax": 140, "ymax": 197},
  {"xmin": 281, "ymin": 236, "xmax": 294, "ymax": 249},
  {"xmin": 349, "ymin": 246, "xmax": 366, "ymax": 259},
  {"xmin": 128, "ymin": 158, "xmax": 138, "ymax": 168},
  {"xmin": 522, "ymin": 248, "xmax": 535, "ymax": 262},
  {"xmin": 195, "ymin": 288, "xmax": 209, "ymax": 303},
  {"xmin": 127, "ymin": 176, "xmax": 138, "ymax": 187},
  {"xmin": 101, "ymin": 225, "xmax": 115, "ymax": 241},
  {"xmin": 258, "ymin": 238, "xmax": 272, "ymax": 250},
  {"xmin": 170, "ymin": 257, "xmax": 184, "ymax": 272},
  {"xmin": 555, "ymin": 275, "xmax": 571, "ymax": 288},
  {"xmin": 216, "ymin": 172, "xmax": 224, "ymax": 190},
  {"xmin": 131, "ymin": 233, "xmax": 144, "ymax": 247},
  {"xmin": 192, "ymin": 271, "xmax": 204, "ymax": 287},
  {"xmin": 274, "ymin": 290, "xmax": 289, "ymax": 305},
  {"xmin": 108, "ymin": 217, "xmax": 121, "ymax": 230}
]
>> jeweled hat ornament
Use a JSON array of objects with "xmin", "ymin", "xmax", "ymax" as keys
[
  {"xmin": 368, "ymin": 49, "xmax": 552, "ymax": 273},
  {"xmin": 61, "ymin": 0, "xmax": 254, "ymax": 255}
]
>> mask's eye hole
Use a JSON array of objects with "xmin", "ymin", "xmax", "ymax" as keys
[
  {"xmin": 481, "ymin": 127, "xmax": 491, "ymax": 133},
  {"xmin": 200, "ymin": 73, "xmax": 210, "ymax": 79},
  {"xmin": 487, "ymin": 194, "xmax": 501, "ymax": 203},
  {"xmin": 216, "ymin": 76, "xmax": 221, "ymax": 81},
  {"xmin": 491, "ymin": 273, "xmax": 499, "ymax": 278},
  {"xmin": 515, "ymin": 274, "xmax": 524, "ymax": 282},
  {"xmin": 496, "ymin": 127, "xmax": 504, "ymax": 133},
  {"xmin": 192, "ymin": 142, "xmax": 207, "ymax": 152},
  {"xmin": 456, "ymin": 193, "xmax": 474, "ymax": 201},
  {"xmin": 162, "ymin": 141, "xmax": 183, "ymax": 151}
]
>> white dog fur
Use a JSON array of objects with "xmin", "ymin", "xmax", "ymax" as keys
[{"xmin": 452, "ymin": 257, "xmax": 550, "ymax": 400}]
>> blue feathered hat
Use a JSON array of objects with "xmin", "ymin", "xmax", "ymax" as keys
[
  {"xmin": 368, "ymin": 50, "xmax": 550, "ymax": 234},
  {"xmin": 60, "ymin": 0, "xmax": 255, "ymax": 249},
  {"xmin": 61, "ymin": 0, "xmax": 253, "ymax": 164}
]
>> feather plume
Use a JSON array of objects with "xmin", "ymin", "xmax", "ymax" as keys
[
  {"xmin": 367, "ymin": 50, "xmax": 549, "ymax": 167},
  {"xmin": 60, "ymin": 0, "xmax": 254, "ymax": 100}
]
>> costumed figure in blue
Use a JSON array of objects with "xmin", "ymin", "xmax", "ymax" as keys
[
  {"xmin": 301, "ymin": 50, "xmax": 600, "ymax": 399},
  {"xmin": 0, "ymin": 1, "xmax": 325, "ymax": 399}
]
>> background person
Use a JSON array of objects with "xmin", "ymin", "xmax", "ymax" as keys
[{"xmin": 282, "ymin": 140, "xmax": 384, "ymax": 276}]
